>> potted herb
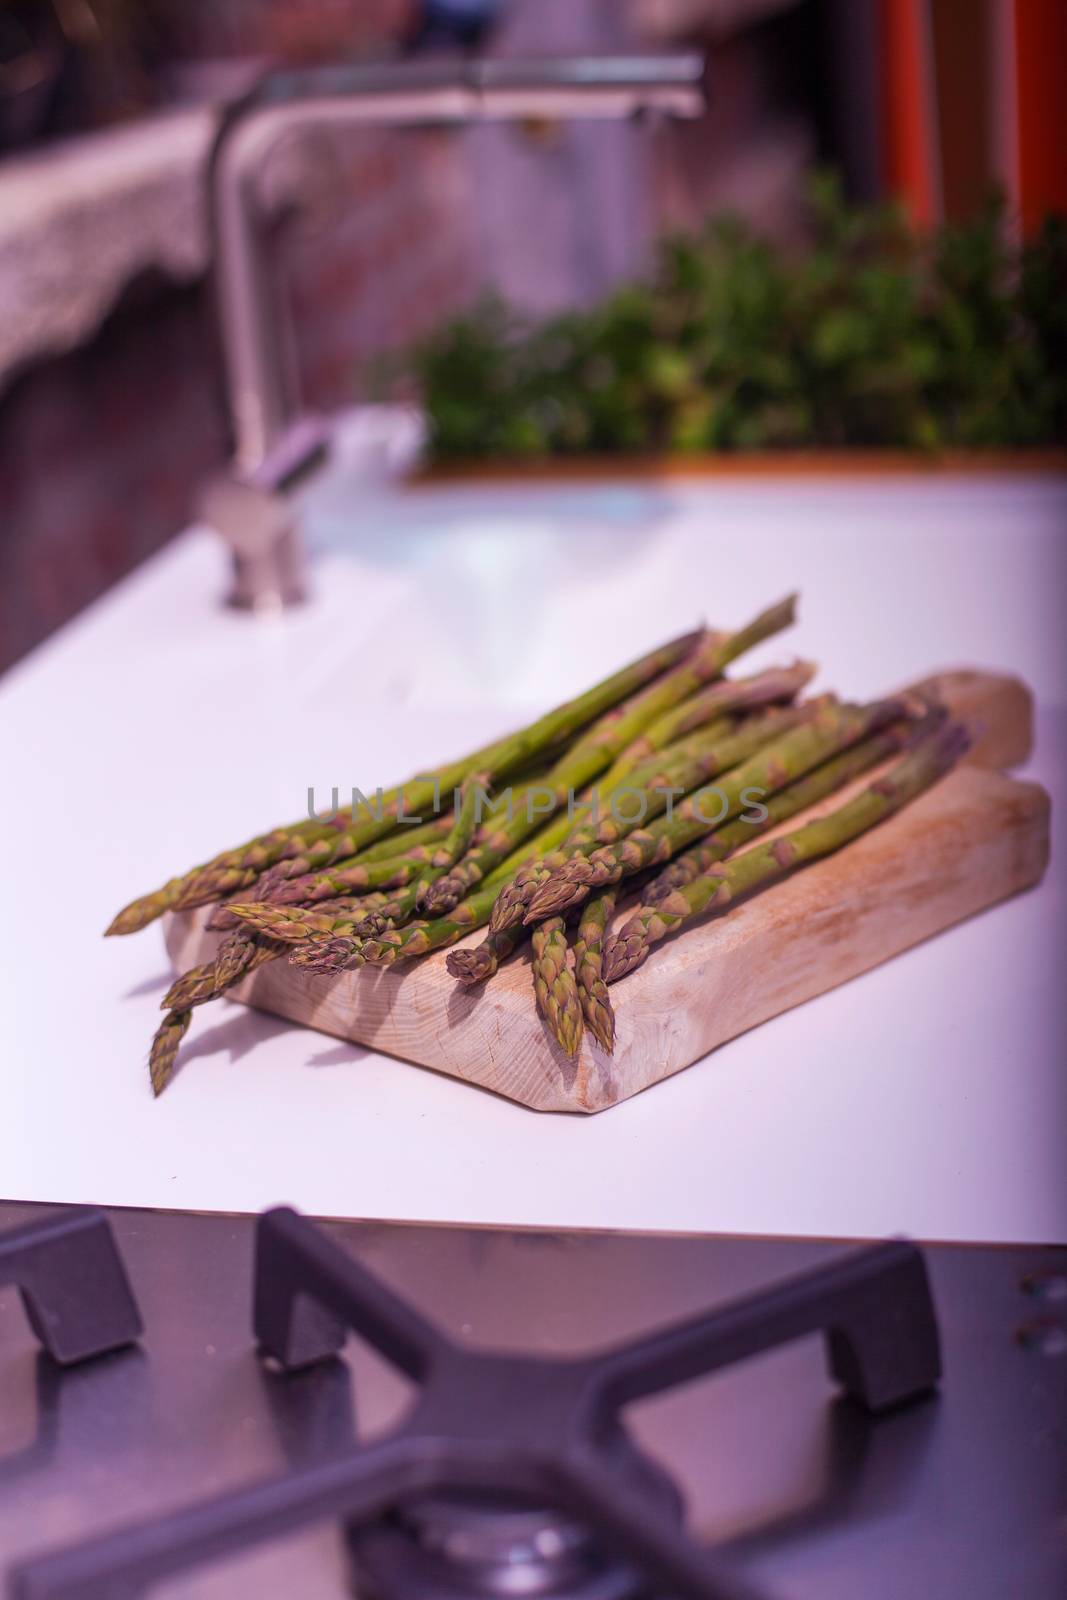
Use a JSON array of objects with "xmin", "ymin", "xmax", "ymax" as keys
[{"xmin": 404, "ymin": 177, "xmax": 1066, "ymax": 474}]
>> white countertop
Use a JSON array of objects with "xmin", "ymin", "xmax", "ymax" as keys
[{"xmin": 2, "ymin": 455, "xmax": 1064, "ymax": 1243}]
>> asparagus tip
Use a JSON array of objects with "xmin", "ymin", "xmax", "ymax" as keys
[
  {"xmin": 422, "ymin": 877, "xmax": 463, "ymax": 916},
  {"xmin": 558, "ymin": 1015, "xmax": 584, "ymax": 1057},
  {"xmin": 525, "ymin": 865, "xmax": 592, "ymax": 923},
  {"xmin": 446, "ymin": 945, "xmax": 496, "ymax": 985},
  {"xmin": 601, "ymin": 918, "xmax": 654, "ymax": 983},
  {"xmin": 161, "ymin": 964, "xmax": 216, "ymax": 1011},
  {"xmin": 104, "ymin": 901, "xmax": 157, "ymax": 937},
  {"xmin": 149, "ymin": 1008, "xmax": 191, "ymax": 1097},
  {"xmin": 583, "ymin": 992, "xmax": 616, "ymax": 1052},
  {"xmin": 290, "ymin": 936, "xmax": 365, "ymax": 973}
]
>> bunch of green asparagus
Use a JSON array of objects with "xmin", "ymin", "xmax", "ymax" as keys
[{"xmin": 107, "ymin": 595, "xmax": 970, "ymax": 1092}]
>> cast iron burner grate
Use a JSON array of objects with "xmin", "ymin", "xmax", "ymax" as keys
[
  {"xmin": 0, "ymin": 1209, "xmax": 142, "ymax": 1370},
  {"xmin": 10, "ymin": 1208, "xmax": 942, "ymax": 1600}
]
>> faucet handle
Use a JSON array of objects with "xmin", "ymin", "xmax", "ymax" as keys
[
  {"xmin": 198, "ymin": 415, "xmax": 329, "ymax": 612},
  {"xmin": 198, "ymin": 474, "xmax": 307, "ymax": 612}
]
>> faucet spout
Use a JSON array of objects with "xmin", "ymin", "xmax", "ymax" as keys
[
  {"xmin": 204, "ymin": 53, "xmax": 704, "ymax": 608},
  {"xmin": 210, "ymin": 54, "xmax": 704, "ymax": 478}
]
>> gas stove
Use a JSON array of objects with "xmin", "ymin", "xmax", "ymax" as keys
[{"xmin": 0, "ymin": 1201, "xmax": 1063, "ymax": 1598}]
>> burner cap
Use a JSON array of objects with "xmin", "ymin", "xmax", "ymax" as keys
[{"xmin": 347, "ymin": 1425, "xmax": 682, "ymax": 1600}]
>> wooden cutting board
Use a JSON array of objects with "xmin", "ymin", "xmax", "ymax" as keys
[{"xmin": 164, "ymin": 669, "xmax": 1050, "ymax": 1113}]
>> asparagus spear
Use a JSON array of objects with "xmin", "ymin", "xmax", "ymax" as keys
[
  {"xmin": 344, "ymin": 877, "xmax": 440, "ymax": 936},
  {"xmin": 161, "ymin": 930, "xmax": 279, "ymax": 1010},
  {"xmin": 287, "ymin": 817, "xmax": 556, "ymax": 973},
  {"xmin": 149, "ymin": 1010, "xmax": 192, "ymax": 1097},
  {"xmin": 336, "ymin": 812, "xmax": 453, "ymax": 861},
  {"xmin": 558, "ymin": 703, "xmax": 812, "ymax": 858},
  {"xmin": 602, "ymin": 659, "xmax": 817, "ymax": 784},
  {"xmin": 299, "ymin": 858, "xmax": 544, "ymax": 966},
  {"xmin": 237, "ymin": 796, "xmax": 465, "ymax": 897},
  {"xmin": 240, "ymin": 781, "xmax": 545, "ymax": 908},
  {"xmin": 155, "ymin": 900, "xmax": 340, "ymax": 1090},
  {"xmin": 160, "ymin": 897, "xmax": 383, "ymax": 1022},
  {"xmin": 221, "ymin": 894, "xmax": 392, "ymax": 945},
  {"xmin": 283, "ymin": 798, "xmax": 573, "ymax": 971},
  {"xmin": 254, "ymin": 844, "xmax": 435, "ymax": 908},
  {"xmin": 206, "ymin": 812, "xmax": 462, "ymax": 930},
  {"xmin": 549, "ymin": 596, "xmax": 797, "ymax": 788},
  {"xmin": 152, "ymin": 928, "xmax": 283, "ymax": 1093},
  {"xmin": 111, "ymin": 628, "xmax": 702, "ymax": 929},
  {"xmin": 212, "ymin": 930, "xmax": 262, "ymax": 989},
  {"xmin": 165, "ymin": 815, "xmax": 376, "ymax": 913},
  {"xmin": 174, "ymin": 630, "xmax": 709, "ymax": 909},
  {"xmin": 475, "ymin": 703, "xmax": 819, "ymax": 938},
  {"xmin": 181, "ymin": 816, "xmax": 346, "ymax": 883},
  {"xmin": 421, "ymin": 817, "xmax": 545, "ymax": 917},
  {"xmin": 572, "ymin": 891, "xmax": 617, "ymax": 1052},
  {"xmin": 289, "ymin": 936, "xmax": 368, "ymax": 974},
  {"xmin": 107, "ymin": 877, "xmax": 190, "ymax": 938},
  {"xmin": 485, "ymin": 702, "xmax": 815, "ymax": 934},
  {"xmin": 602, "ymin": 716, "xmax": 969, "ymax": 981},
  {"xmin": 487, "ymin": 850, "xmax": 568, "ymax": 936},
  {"xmin": 642, "ymin": 716, "xmax": 920, "ymax": 904},
  {"xmin": 260, "ymin": 771, "xmax": 490, "ymax": 906},
  {"xmin": 107, "ymin": 811, "xmax": 358, "ymax": 935},
  {"xmin": 524, "ymin": 697, "xmax": 913, "ymax": 922},
  {"xmin": 164, "ymin": 607, "xmax": 775, "ymax": 901},
  {"xmin": 131, "ymin": 605, "xmax": 790, "ymax": 935},
  {"xmin": 531, "ymin": 916, "xmax": 584, "ymax": 1057},
  {"xmin": 162, "ymin": 886, "xmax": 370, "ymax": 1013},
  {"xmin": 352, "ymin": 882, "xmax": 502, "ymax": 968},
  {"xmin": 161, "ymin": 961, "xmax": 218, "ymax": 1012},
  {"xmin": 178, "ymin": 828, "xmax": 413, "ymax": 907},
  {"xmin": 444, "ymin": 817, "xmax": 582, "ymax": 981},
  {"xmin": 250, "ymin": 773, "xmax": 545, "ymax": 905},
  {"xmin": 421, "ymin": 597, "xmax": 797, "ymax": 919}
]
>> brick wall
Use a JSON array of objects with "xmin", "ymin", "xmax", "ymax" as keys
[
  {"xmin": 0, "ymin": 282, "xmax": 225, "ymax": 670},
  {"xmin": 286, "ymin": 125, "xmax": 477, "ymax": 410}
]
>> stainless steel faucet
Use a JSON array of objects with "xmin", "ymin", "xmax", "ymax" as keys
[{"xmin": 202, "ymin": 54, "xmax": 704, "ymax": 610}]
